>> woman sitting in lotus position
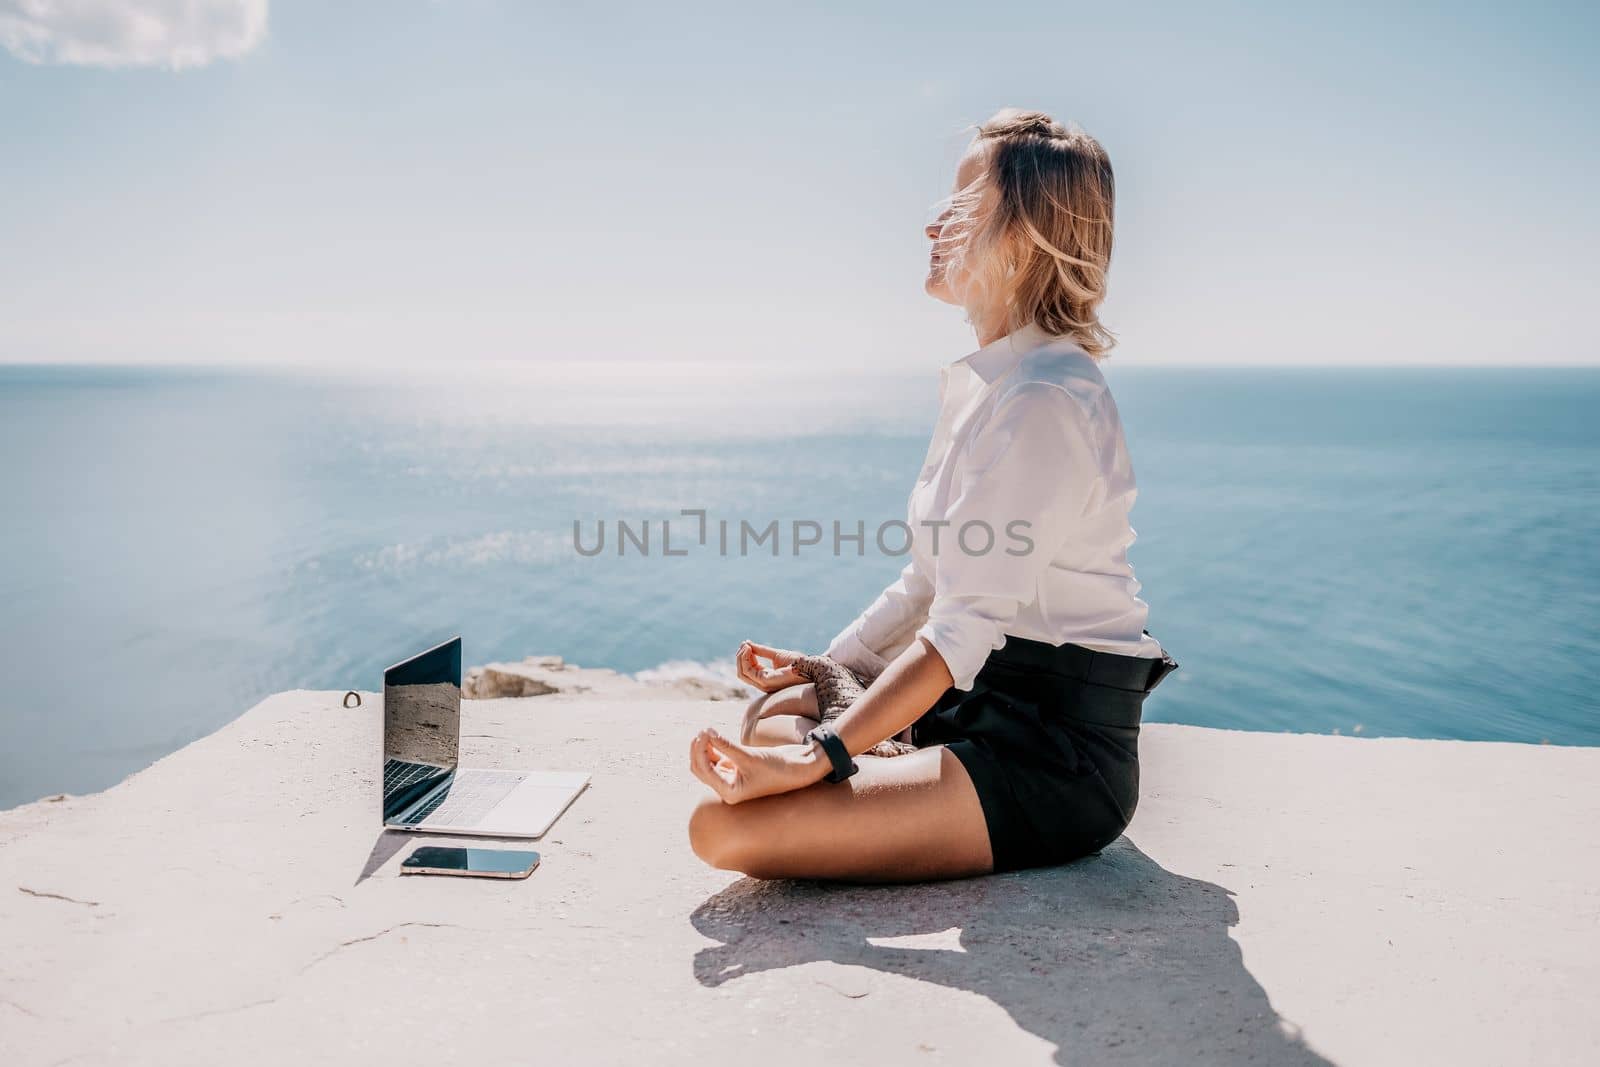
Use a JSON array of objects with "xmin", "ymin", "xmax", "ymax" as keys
[{"xmin": 687, "ymin": 108, "xmax": 1179, "ymax": 883}]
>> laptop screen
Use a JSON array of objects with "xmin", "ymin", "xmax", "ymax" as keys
[{"xmin": 381, "ymin": 637, "xmax": 462, "ymax": 822}]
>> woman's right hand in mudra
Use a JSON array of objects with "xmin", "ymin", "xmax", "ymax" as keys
[{"xmin": 735, "ymin": 640, "xmax": 805, "ymax": 693}]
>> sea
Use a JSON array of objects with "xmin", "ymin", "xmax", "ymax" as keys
[{"xmin": 1, "ymin": 362, "xmax": 1596, "ymax": 809}]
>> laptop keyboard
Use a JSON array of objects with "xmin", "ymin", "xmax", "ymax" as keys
[
  {"xmin": 384, "ymin": 758, "xmax": 443, "ymax": 794},
  {"xmin": 410, "ymin": 768, "xmax": 527, "ymax": 827}
]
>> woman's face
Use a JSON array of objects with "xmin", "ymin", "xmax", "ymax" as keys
[{"xmin": 924, "ymin": 143, "xmax": 991, "ymax": 306}]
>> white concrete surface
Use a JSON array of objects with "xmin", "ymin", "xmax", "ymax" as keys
[{"xmin": 2, "ymin": 690, "xmax": 1596, "ymax": 1066}]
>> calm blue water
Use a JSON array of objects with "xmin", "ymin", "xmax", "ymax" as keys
[{"xmin": 1, "ymin": 363, "xmax": 1596, "ymax": 808}]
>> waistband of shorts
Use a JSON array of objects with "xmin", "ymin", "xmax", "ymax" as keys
[{"xmin": 987, "ymin": 631, "xmax": 1180, "ymax": 695}]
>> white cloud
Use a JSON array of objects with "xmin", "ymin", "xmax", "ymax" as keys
[{"xmin": 0, "ymin": 0, "xmax": 268, "ymax": 69}]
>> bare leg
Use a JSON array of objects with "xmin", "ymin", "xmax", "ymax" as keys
[
  {"xmin": 748, "ymin": 714, "xmax": 815, "ymax": 747},
  {"xmin": 687, "ymin": 746, "xmax": 994, "ymax": 882},
  {"xmin": 740, "ymin": 677, "xmax": 915, "ymax": 756},
  {"xmin": 738, "ymin": 685, "xmax": 820, "ymax": 747}
]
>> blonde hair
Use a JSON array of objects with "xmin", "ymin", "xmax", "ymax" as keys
[{"xmin": 940, "ymin": 108, "xmax": 1117, "ymax": 357}]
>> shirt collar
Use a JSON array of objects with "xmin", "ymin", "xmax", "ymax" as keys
[{"xmin": 952, "ymin": 321, "xmax": 1068, "ymax": 384}]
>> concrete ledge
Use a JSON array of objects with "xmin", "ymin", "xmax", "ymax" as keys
[{"xmin": 2, "ymin": 691, "xmax": 1597, "ymax": 1065}]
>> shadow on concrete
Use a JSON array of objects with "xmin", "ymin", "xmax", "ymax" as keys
[
  {"xmin": 354, "ymin": 830, "xmax": 412, "ymax": 885},
  {"xmin": 690, "ymin": 838, "xmax": 1329, "ymax": 1066}
]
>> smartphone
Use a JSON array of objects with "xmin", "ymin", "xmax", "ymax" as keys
[{"xmin": 400, "ymin": 846, "xmax": 541, "ymax": 879}]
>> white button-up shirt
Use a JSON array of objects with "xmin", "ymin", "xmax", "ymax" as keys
[{"xmin": 825, "ymin": 321, "xmax": 1167, "ymax": 691}]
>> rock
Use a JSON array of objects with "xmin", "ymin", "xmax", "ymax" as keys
[
  {"xmin": 2, "ymin": 691, "xmax": 1596, "ymax": 1066},
  {"xmin": 648, "ymin": 675, "xmax": 750, "ymax": 701},
  {"xmin": 464, "ymin": 655, "xmax": 751, "ymax": 702},
  {"xmin": 463, "ymin": 662, "xmax": 565, "ymax": 698}
]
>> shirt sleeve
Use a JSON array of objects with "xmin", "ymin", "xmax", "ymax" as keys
[
  {"xmin": 914, "ymin": 382, "xmax": 1103, "ymax": 691},
  {"xmin": 823, "ymin": 557, "xmax": 935, "ymax": 679}
]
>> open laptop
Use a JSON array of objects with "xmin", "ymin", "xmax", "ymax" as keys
[{"xmin": 382, "ymin": 637, "xmax": 590, "ymax": 837}]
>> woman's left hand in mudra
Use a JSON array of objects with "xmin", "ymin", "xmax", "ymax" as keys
[
  {"xmin": 690, "ymin": 728, "xmax": 829, "ymax": 804},
  {"xmin": 735, "ymin": 640, "xmax": 805, "ymax": 693}
]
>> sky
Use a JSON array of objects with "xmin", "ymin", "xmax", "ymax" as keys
[{"xmin": 1, "ymin": 0, "xmax": 1596, "ymax": 368}]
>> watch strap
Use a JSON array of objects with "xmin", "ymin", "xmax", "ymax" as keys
[{"xmin": 806, "ymin": 725, "xmax": 857, "ymax": 783}]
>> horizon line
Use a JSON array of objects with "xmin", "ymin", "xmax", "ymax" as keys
[{"xmin": 3, "ymin": 359, "xmax": 1599, "ymax": 372}]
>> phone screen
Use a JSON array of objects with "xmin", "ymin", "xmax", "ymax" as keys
[{"xmin": 402, "ymin": 846, "xmax": 540, "ymax": 877}]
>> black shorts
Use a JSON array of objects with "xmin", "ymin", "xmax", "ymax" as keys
[{"xmin": 910, "ymin": 632, "xmax": 1180, "ymax": 874}]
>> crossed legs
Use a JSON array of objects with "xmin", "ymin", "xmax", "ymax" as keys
[{"xmin": 688, "ymin": 686, "xmax": 995, "ymax": 883}]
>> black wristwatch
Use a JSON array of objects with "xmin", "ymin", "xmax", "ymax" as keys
[{"xmin": 805, "ymin": 725, "xmax": 858, "ymax": 783}]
